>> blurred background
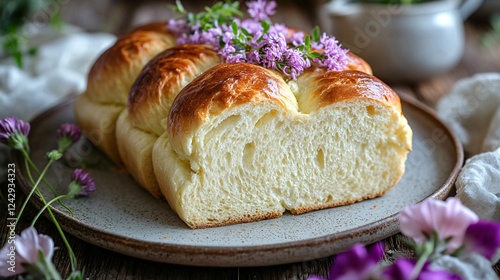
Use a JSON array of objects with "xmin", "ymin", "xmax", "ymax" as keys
[
  {"xmin": 2, "ymin": 0, "xmax": 496, "ymax": 35},
  {"xmin": 2, "ymin": 0, "xmax": 499, "ymax": 81},
  {"xmin": 42, "ymin": 0, "xmax": 323, "ymax": 34}
]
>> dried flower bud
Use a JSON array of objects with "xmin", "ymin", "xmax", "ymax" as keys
[
  {"xmin": 0, "ymin": 116, "xmax": 30, "ymax": 151},
  {"xmin": 56, "ymin": 123, "xmax": 82, "ymax": 152},
  {"xmin": 68, "ymin": 168, "xmax": 96, "ymax": 197}
]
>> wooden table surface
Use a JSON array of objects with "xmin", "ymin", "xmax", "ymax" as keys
[{"xmin": 2, "ymin": 0, "xmax": 500, "ymax": 279}]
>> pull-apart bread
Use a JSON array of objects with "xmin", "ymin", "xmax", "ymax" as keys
[
  {"xmin": 74, "ymin": 23, "xmax": 176, "ymax": 166},
  {"xmin": 75, "ymin": 23, "xmax": 412, "ymax": 228}
]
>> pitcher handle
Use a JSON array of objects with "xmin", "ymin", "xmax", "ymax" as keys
[{"xmin": 459, "ymin": 0, "xmax": 482, "ymax": 19}]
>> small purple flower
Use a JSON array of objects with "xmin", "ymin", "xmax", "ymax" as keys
[
  {"xmin": 313, "ymin": 33, "xmax": 349, "ymax": 71},
  {"xmin": 268, "ymin": 23, "xmax": 288, "ymax": 35},
  {"xmin": 309, "ymin": 242, "xmax": 385, "ymax": 280},
  {"xmin": 57, "ymin": 123, "xmax": 81, "ymax": 143},
  {"xmin": 247, "ymin": 50, "xmax": 261, "ymax": 64},
  {"xmin": 260, "ymin": 33, "xmax": 287, "ymax": 69},
  {"xmin": 0, "ymin": 227, "xmax": 54, "ymax": 277},
  {"xmin": 68, "ymin": 168, "xmax": 96, "ymax": 197},
  {"xmin": 167, "ymin": 18, "xmax": 189, "ymax": 36},
  {"xmin": 383, "ymin": 259, "xmax": 461, "ymax": 280},
  {"xmin": 290, "ymin": 32, "xmax": 305, "ymax": 46},
  {"xmin": 283, "ymin": 48, "xmax": 310, "ymax": 79},
  {"xmin": 247, "ymin": 0, "xmax": 277, "ymax": 21},
  {"xmin": 463, "ymin": 220, "xmax": 500, "ymax": 260},
  {"xmin": 241, "ymin": 19, "xmax": 263, "ymax": 35},
  {"xmin": 219, "ymin": 43, "xmax": 238, "ymax": 61},
  {"xmin": 56, "ymin": 123, "xmax": 81, "ymax": 153},
  {"xmin": 0, "ymin": 116, "xmax": 30, "ymax": 150}
]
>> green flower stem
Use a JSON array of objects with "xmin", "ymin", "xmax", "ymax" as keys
[
  {"xmin": 31, "ymin": 194, "xmax": 69, "ymax": 227},
  {"xmin": 410, "ymin": 241, "xmax": 433, "ymax": 280},
  {"xmin": 22, "ymin": 153, "xmax": 78, "ymax": 271},
  {"xmin": 22, "ymin": 149, "xmax": 74, "ymax": 216},
  {"xmin": 41, "ymin": 197, "xmax": 77, "ymax": 271},
  {"xmin": 24, "ymin": 251, "xmax": 63, "ymax": 280},
  {"xmin": 16, "ymin": 153, "xmax": 54, "ymax": 230}
]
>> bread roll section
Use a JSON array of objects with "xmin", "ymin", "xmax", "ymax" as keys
[
  {"xmin": 116, "ymin": 45, "xmax": 220, "ymax": 198},
  {"xmin": 153, "ymin": 64, "xmax": 412, "ymax": 228},
  {"xmin": 75, "ymin": 27, "xmax": 176, "ymax": 166},
  {"xmin": 75, "ymin": 23, "xmax": 412, "ymax": 229}
]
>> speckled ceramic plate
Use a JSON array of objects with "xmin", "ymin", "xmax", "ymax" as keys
[{"xmin": 15, "ymin": 95, "xmax": 463, "ymax": 267}]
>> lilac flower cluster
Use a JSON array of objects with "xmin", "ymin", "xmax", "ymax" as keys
[
  {"xmin": 310, "ymin": 198, "xmax": 500, "ymax": 280},
  {"xmin": 167, "ymin": 0, "xmax": 349, "ymax": 79}
]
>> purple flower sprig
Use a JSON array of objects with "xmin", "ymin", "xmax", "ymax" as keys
[
  {"xmin": 168, "ymin": 0, "xmax": 349, "ymax": 79},
  {"xmin": 31, "ymin": 169, "xmax": 95, "ymax": 229},
  {"xmin": 169, "ymin": 0, "xmax": 242, "ymax": 45},
  {"xmin": 0, "ymin": 117, "xmax": 90, "ymax": 279}
]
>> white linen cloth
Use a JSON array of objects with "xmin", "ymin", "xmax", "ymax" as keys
[
  {"xmin": 455, "ymin": 148, "xmax": 500, "ymax": 220},
  {"xmin": 435, "ymin": 73, "xmax": 500, "ymax": 279},
  {"xmin": 0, "ymin": 28, "xmax": 116, "ymax": 179},
  {"xmin": 0, "ymin": 29, "xmax": 116, "ymax": 121},
  {"xmin": 436, "ymin": 73, "xmax": 500, "ymax": 155}
]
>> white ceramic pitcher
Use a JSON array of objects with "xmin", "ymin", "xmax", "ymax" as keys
[{"xmin": 324, "ymin": 0, "xmax": 483, "ymax": 82}]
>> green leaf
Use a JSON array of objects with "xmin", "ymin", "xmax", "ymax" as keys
[
  {"xmin": 241, "ymin": 27, "xmax": 250, "ymax": 37},
  {"xmin": 304, "ymin": 35, "xmax": 311, "ymax": 51},
  {"xmin": 312, "ymin": 26, "xmax": 320, "ymax": 42},
  {"xmin": 232, "ymin": 20, "xmax": 238, "ymax": 35},
  {"xmin": 261, "ymin": 20, "xmax": 270, "ymax": 34},
  {"xmin": 308, "ymin": 52, "xmax": 322, "ymax": 59}
]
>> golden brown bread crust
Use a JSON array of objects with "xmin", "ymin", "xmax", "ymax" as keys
[
  {"xmin": 168, "ymin": 63, "xmax": 398, "ymax": 141},
  {"xmin": 346, "ymin": 52, "xmax": 372, "ymax": 74},
  {"xmin": 168, "ymin": 63, "xmax": 298, "ymax": 139},
  {"xmin": 301, "ymin": 68, "xmax": 401, "ymax": 112},
  {"xmin": 85, "ymin": 31, "xmax": 176, "ymax": 104},
  {"xmin": 75, "ymin": 25, "xmax": 176, "ymax": 166},
  {"xmin": 188, "ymin": 211, "xmax": 283, "ymax": 229},
  {"xmin": 130, "ymin": 21, "xmax": 170, "ymax": 34},
  {"xmin": 128, "ymin": 44, "xmax": 221, "ymax": 134}
]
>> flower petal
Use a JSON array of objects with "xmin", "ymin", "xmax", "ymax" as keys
[
  {"xmin": 400, "ymin": 198, "xmax": 478, "ymax": 252},
  {"xmin": 464, "ymin": 220, "xmax": 500, "ymax": 260},
  {"xmin": 0, "ymin": 239, "xmax": 26, "ymax": 276},
  {"xmin": 38, "ymin": 233, "xmax": 55, "ymax": 261},
  {"xmin": 383, "ymin": 259, "xmax": 461, "ymax": 280},
  {"xmin": 328, "ymin": 243, "xmax": 383, "ymax": 280},
  {"xmin": 15, "ymin": 227, "xmax": 39, "ymax": 264},
  {"xmin": 383, "ymin": 258, "xmax": 414, "ymax": 280}
]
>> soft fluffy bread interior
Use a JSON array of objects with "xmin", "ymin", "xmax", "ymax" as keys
[{"xmin": 153, "ymin": 64, "xmax": 412, "ymax": 228}]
